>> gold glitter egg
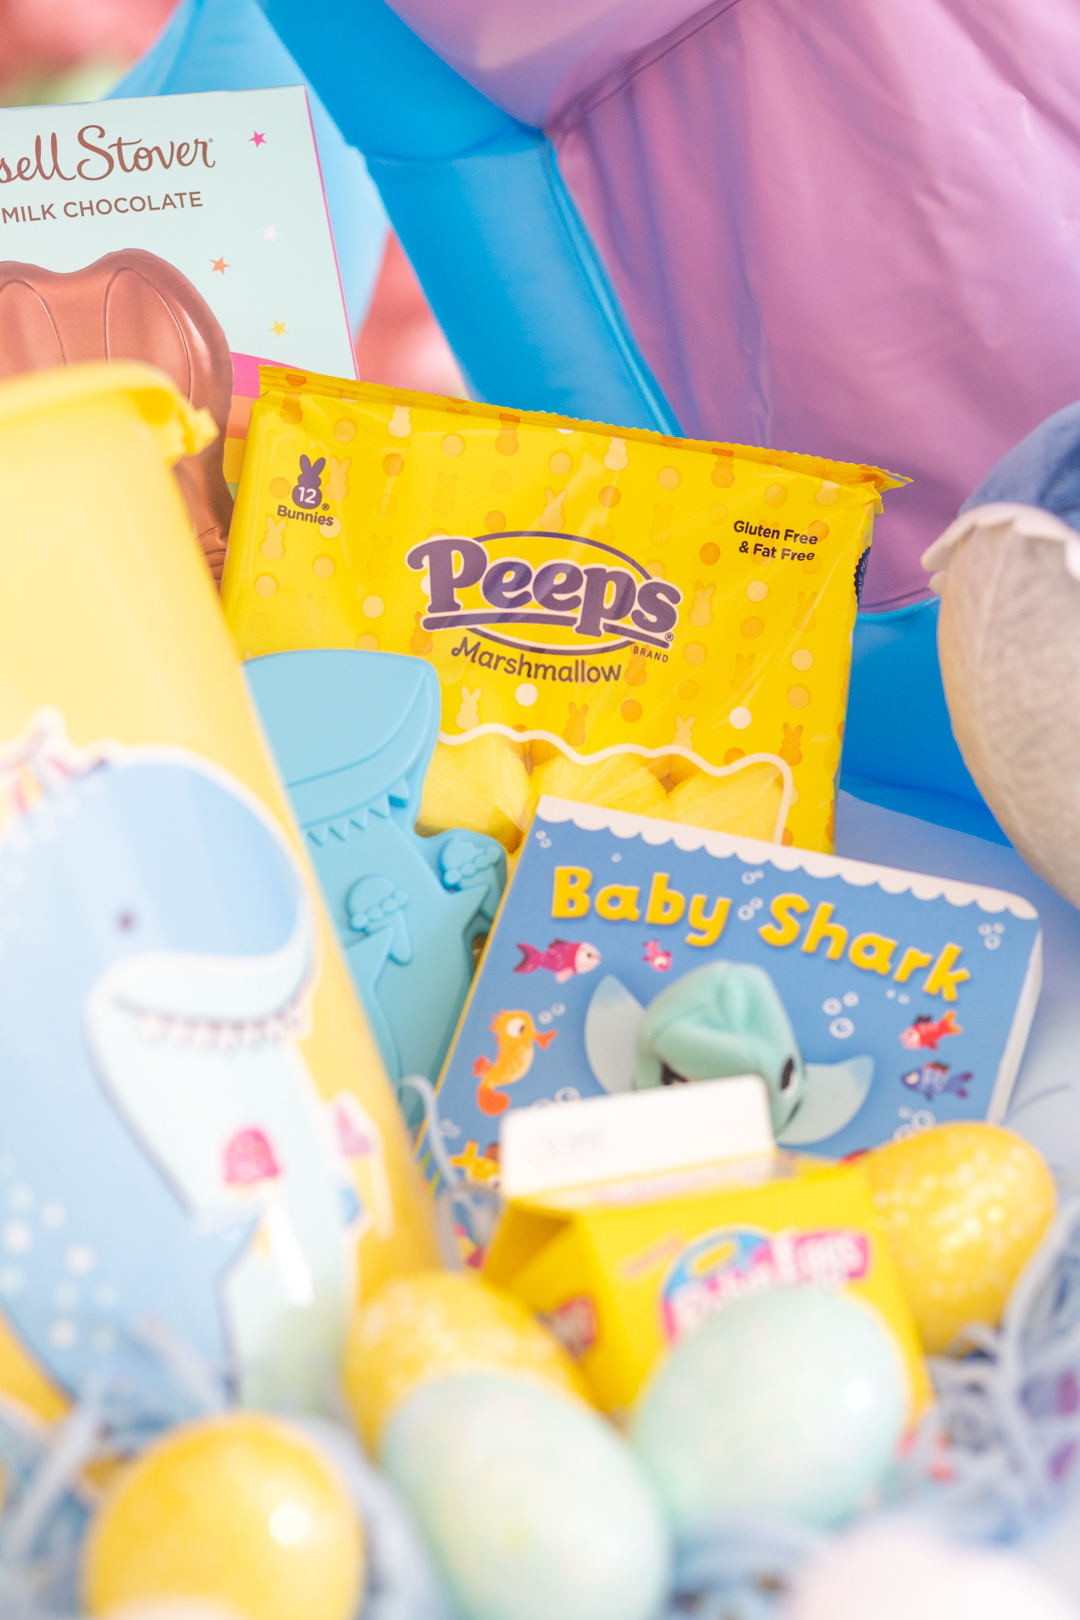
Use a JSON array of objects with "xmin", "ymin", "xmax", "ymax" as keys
[
  {"xmin": 344, "ymin": 1271, "xmax": 590, "ymax": 1451},
  {"xmin": 863, "ymin": 1123, "xmax": 1055, "ymax": 1353}
]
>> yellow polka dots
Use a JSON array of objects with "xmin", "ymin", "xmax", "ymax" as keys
[
  {"xmin": 284, "ymin": 372, "xmax": 307, "ymax": 389},
  {"xmin": 226, "ymin": 382, "xmax": 900, "ymax": 868}
]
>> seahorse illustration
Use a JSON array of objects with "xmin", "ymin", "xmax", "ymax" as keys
[
  {"xmin": 456, "ymin": 686, "xmax": 481, "ymax": 730},
  {"xmin": 563, "ymin": 702, "xmax": 589, "ymax": 750},
  {"xmin": 472, "ymin": 1010, "xmax": 556, "ymax": 1117}
]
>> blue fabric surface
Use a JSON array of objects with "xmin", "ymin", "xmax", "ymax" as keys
[
  {"xmin": 259, "ymin": 0, "xmax": 682, "ymax": 428},
  {"xmin": 962, "ymin": 399, "xmax": 1080, "ymax": 532},
  {"xmin": 109, "ymin": 0, "xmax": 388, "ymax": 336}
]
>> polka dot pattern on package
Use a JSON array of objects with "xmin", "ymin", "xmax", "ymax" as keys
[{"xmin": 223, "ymin": 368, "xmax": 907, "ymax": 854}]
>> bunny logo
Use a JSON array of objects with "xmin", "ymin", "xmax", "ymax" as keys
[{"xmin": 292, "ymin": 455, "xmax": 325, "ymax": 509}]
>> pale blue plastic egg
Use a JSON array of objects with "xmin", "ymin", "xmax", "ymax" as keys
[
  {"xmin": 631, "ymin": 1287, "xmax": 909, "ymax": 1531},
  {"xmin": 381, "ymin": 1372, "xmax": 671, "ymax": 1620}
]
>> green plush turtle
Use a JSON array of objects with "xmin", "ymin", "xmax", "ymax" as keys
[{"xmin": 585, "ymin": 961, "xmax": 874, "ymax": 1145}]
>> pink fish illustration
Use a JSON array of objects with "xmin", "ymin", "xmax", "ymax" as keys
[
  {"xmin": 644, "ymin": 940, "xmax": 672, "ymax": 971},
  {"xmin": 515, "ymin": 938, "xmax": 601, "ymax": 984},
  {"xmin": 900, "ymin": 1009, "xmax": 962, "ymax": 1051}
]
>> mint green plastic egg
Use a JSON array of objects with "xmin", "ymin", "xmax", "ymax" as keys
[
  {"xmin": 381, "ymin": 1372, "xmax": 670, "ymax": 1620},
  {"xmin": 631, "ymin": 1287, "xmax": 908, "ymax": 1531}
]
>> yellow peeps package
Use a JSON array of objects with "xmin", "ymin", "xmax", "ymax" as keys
[
  {"xmin": 223, "ymin": 370, "xmax": 905, "ymax": 853},
  {"xmin": 484, "ymin": 1154, "xmax": 931, "ymax": 1417}
]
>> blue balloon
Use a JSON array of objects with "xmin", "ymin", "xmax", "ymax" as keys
[
  {"xmin": 260, "ymin": 0, "xmax": 681, "ymax": 429},
  {"xmin": 109, "ymin": 0, "xmax": 387, "ymax": 336}
]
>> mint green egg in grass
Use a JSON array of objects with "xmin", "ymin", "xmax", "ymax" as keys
[
  {"xmin": 380, "ymin": 1372, "xmax": 670, "ymax": 1620},
  {"xmin": 632, "ymin": 1287, "xmax": 909, "ymax": 1532}
]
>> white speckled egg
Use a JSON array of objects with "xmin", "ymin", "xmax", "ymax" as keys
[
  {"xmin": 380, "ymin": 1372, "xmax": 670, "ymax": 1620},
  {"xmin": 631, "ymin": 1287, "xmax": 908, "ymax": 1531}
]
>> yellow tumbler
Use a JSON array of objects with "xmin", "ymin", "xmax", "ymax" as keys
[{"xmin": 0, "ymin": 363, "xmax": 438, "ymax": 1427}]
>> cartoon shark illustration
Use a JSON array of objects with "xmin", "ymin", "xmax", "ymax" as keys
[
  {"xmin": 900, "ymin": 1010, "xmax": 962, "ymax": 1051},
  {"xmin": 0, "ymin": 711, "xmax": 360, "ymax": 1423},
  {"xmin": 901, "ymin": 1061, "xmax": 973, "ymax": 1101},
  {"xmin": 515, "ymin": 939, "xmax": 602, "ymax": 983},
  {"xmin": 583, "ymin": 963, "xmax": 874, "ymax": 1145},
  {"xmin": 643, "ymin": 940, "xmax": 672, "ymax": 972},
  {"xmin": 472, "ymin": 1011, "xmax": 557, "ymax": 1116}
]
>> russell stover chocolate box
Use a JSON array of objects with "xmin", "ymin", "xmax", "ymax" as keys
[{"xmin": 0, "ymin": 86, "xmax": 357, "ymax": 577}]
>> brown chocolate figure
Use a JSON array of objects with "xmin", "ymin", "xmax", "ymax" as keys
[{"xmin": 0, "ymin": 249, "xmax": 234, "ymax": 580}]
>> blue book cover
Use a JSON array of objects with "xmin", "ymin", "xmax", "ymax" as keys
[{"xmin": 432, "ymin": 798, "xmax": 1042, "ymax": 1180}]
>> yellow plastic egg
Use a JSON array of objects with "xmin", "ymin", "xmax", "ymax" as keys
[
  {"xmin": 83, "ymin": 1412, "xmax": 364, "ymax": 1620},
  {"xmin": 345, "ymin": 1270, "xmax": 590, "ymax": 1451},
  {"xmin": 863, "ymin": 1123, "xmax": 1056, "ymax": 1354}
]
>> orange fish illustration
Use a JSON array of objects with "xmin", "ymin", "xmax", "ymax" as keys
[{"xmin": 473, "ymin": 1010, "xmax": 556, "ymax": 1116}]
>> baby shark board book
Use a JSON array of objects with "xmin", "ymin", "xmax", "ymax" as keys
[{"xmin": 432, "ymin": 798, "xmax": 1042, "ymax": 1179}]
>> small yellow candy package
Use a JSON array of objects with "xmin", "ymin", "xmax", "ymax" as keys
[
  {"xmin": 223, "ymin": 371, "xmax": 905, "ymax": 853},
  {"xmin": 485, "ymin": 1080, "xmax": 930, "ymax": 1417}
]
